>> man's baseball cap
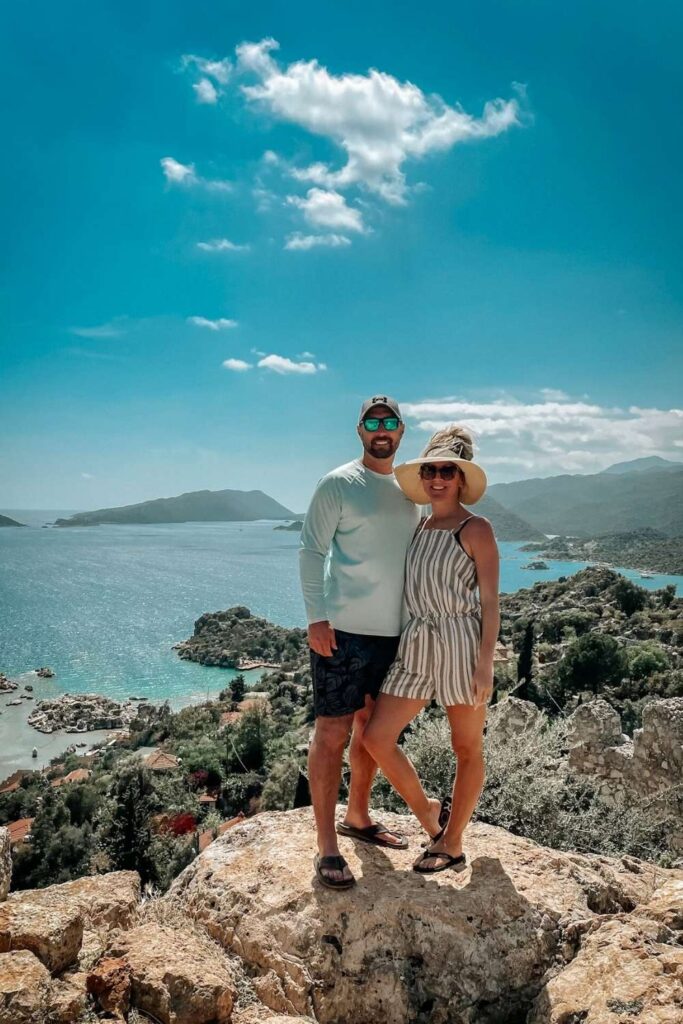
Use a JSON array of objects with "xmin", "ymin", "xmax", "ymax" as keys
[{"xmin": 358, "ymin": 394, "xmax": 402, "ymax": 423}]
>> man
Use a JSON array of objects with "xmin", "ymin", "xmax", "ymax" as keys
[{"xmin": 299, "ymin": 395, "xmax": 420, "ymax": 888}]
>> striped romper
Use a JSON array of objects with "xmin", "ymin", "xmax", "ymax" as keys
[{"xmin": 381, "ymin": 517, "xmax": 481, "ymax": 706}]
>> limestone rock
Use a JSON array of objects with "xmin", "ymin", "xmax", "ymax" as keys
[
  {"xmin": 0, "ymin": 829, "xmax": 10, "ymax": 902},
  {"xmin": 0, "ymin": 870, "xmax": 139, "ymax": 975},
  {"xmin": 0, "ymin": 890, "xmax": 83, "ymax": 973},
  {"xmin": 86, "ymin": 956, "xmax": 131, "ymax": 1018},
  {"xmin": 486, "ymin": 696, "xmax": 542, "ymax": 741},
  {"xmin": 0, "ymin": 949, "xmax": 51, "ymax": 1024},
  {"xmin": 528, "ymin": 916, "xmax": 683, "ymax": 1023},
  {"xmin": 51, "ymin": 870, "xmax": 140, "ymax": 931},
  {"xmin": 47, "ymin": 971, "xmax": 88, "ymax": 1023},
  {"xmin": 169, "ymin": 807, "xmax": 669, "ymax": 1024},
  {"xmin": 567, "ymin": 699, "xmax": 624, "ymax": 748},
  {"xmin": 104, "ymin": 921, "xmax": 235, "ymax": 1024},
  {"xmin": 639, "ymin": 876, "xmax": 683, "ymax": 933}
]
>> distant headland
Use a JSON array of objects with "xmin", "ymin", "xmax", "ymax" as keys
[
  {"xmin": 53, "ymin": 488, "xmax": 295, "ymax": 527},
  {"xmin": 0, "ymin": 514, "xmax": 24, "ymax": 528}
]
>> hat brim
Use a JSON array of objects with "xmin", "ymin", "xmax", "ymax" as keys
[{"xmin": 394, "ymin": 457, "xmax": 487, "ymax": 506}]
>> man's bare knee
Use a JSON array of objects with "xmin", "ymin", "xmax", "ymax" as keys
[{"xmin": 311, "ymin": 716, "xmax": 352, "ymax": 757}]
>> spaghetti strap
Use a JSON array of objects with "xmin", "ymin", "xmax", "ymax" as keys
[{"xmin": 452, "ymin": 515, "xmax": 475, "ymax": 539}]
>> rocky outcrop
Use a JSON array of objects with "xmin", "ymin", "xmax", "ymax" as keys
[
  {"xmin": 1, "ymin": 809, "xmax": 682, "ymax": 1022},
  {"xmin": 0, "ymin": 830, "xmax": 9, "ymax": 902},
  {"xmin": 168, "ymin": 807, "xmax": 683, "ymax": 1024},
  {"xmin": 0, "ymin": 676, "xmax": 17, "ymax": 694},
  {"xmin": 175, "ymin": 606, "xmax": 308, "ymax": 671},
  {"xmin": 27, "ymin": 693, "xmax": 157, "ymax": 734}
]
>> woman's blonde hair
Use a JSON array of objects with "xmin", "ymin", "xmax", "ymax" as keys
[{"xmin": 422, "ymin": 424, "xmax": 475, "ymax": 462}]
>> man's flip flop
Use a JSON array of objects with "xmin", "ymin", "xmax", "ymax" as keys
[
  {"xmin": 413, "ymin": 850, "xmax": 467, "ymax": 874},
  {"xmin": 314, "ymin": 854, "xmax": 356, "ymax": 889},
  {"xmin": 337, "ymin": 821, "xmax": 408, "ymax": 850}
]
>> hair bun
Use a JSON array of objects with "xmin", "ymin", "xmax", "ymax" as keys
[{"xmin": 422, "ymin": 425, "xmax": 475, "ymax": 461}]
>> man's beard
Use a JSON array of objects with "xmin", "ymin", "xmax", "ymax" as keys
[{"xmin": 364, "ymin": 437, "xmax": 396, "ymax": 459}]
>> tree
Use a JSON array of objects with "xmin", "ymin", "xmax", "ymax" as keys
[
  {"xmin": 555, "ymin": 633, "xmax": 628, "ymax": 697},
  {"xmin": 516, "ymin": 621, "xmax": 535, "ymax": 696},
  {"xmin": 229, "ymin": 674, "xmax": 246, "ymax": 707},
  {"xmin": 612, "ymin": 578, "xmax": 648, "ymax": 617},
  {"xmin": 95, "ymin": 762, "xmax": 158, "ymax": 882}
]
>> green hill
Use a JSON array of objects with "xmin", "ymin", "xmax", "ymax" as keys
[
  {"xmin": 489, "ymin": 466, "xmax": 683, "ymax": 537},
  {"xmin": 54, "ymin": 489, "xmax": 295, "ymax": 527},
  {"xmin": 464, "ymin": 494, "xmax": 544, "ymax": 541}
]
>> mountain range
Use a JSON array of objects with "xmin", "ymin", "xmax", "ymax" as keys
[{"xmin": 43, "ymin": 457, "xmax": 683, "ymax": 541}]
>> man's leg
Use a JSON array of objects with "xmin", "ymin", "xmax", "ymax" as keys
[{"xmin": 308, "ymin": 712, "xmax": 354, "ymax": 883}]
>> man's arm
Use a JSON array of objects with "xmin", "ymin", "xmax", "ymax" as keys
[{"xmin": 299, "ymin": 476, "xmax": 342, "ymax": 657}]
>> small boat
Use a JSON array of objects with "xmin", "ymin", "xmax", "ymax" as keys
[
  {"xmin": 639, "ymin": 570, "xmax": 654, "ymax": 579},
  {"xmin": 32, "ymin": 747, "xmax": 37, "ymax": 758}
]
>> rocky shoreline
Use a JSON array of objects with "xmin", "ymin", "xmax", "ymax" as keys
[
  {"xmin": 175, "ymin": 605, "xmax": 308, "ymax": 671},
  {"xmin": 27, "ymin": 694, "xmax": 157, "ymax": 734}
]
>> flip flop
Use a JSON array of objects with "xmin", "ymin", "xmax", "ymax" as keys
[
  {"xmin": 314, "ymin": 854, "xmax": 356, "ymax": 889},
  {"xmin": 422, "ymin": 795, "xmax": 453, "ymax": 847},
  {"xmin": 413, "ymin": 850, "xmax": 467, "ymax": 875},
  {"xmin": 337, "ymin": 821, "xmax": 408, "ymax": 849}
]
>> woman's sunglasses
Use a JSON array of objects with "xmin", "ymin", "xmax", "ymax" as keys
[
  {"xmin": 362, "ymin": 416, "xmax": 401, "ymax": 432},
  {"xmin": 419, "ymin": 463, "xmax": 462, "ymax": 481}
]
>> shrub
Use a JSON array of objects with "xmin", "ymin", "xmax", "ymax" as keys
[
  {"xmin": 612, "ymin": 578, "xmax": 648, "ymax": 616},
  {"xmin": 555, "ymin": 633, "xmax": 628, "ymax": 697}
]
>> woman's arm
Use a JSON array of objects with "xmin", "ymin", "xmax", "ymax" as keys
[{"xmin": 465, "ymin": 517, "xmax": 500, "ymax": 706}]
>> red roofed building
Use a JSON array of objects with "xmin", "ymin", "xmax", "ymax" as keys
[
  {"xmin": 144, "ymin": 750, "xmax": 179, "ymax": 772},
  {"xmin": 7, "ymin": 817, "xmax": 34, "ymax": 846},
  {"xmin": 197, "ymin": 813, "xmax": 245, "ymax": 853}
]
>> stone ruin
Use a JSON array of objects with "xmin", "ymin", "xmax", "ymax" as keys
[{"xmin": 566, "ymin": 696, "xmax": 683, "ymax": 804}]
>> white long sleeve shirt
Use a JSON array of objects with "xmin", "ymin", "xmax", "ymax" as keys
[{"xmin": 299, "ymin": 459, "xmax": 420, "ymax": 637}]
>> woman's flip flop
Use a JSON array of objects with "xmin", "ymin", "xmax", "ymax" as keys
[
  {"xmin": 413, "ymin": 850, "xmax": 467, "ymax": 874},
  {"xmin": 422, "ymin": 795, "xmax": 453, "ymax": 847},
  {"xmin": 336, "ymin": 821, "xmax": 408, "ymax": 849}
]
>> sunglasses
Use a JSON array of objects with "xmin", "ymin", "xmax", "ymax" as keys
[
  {"xmin": 362, "ymin": 416, "xmax": 401, "ymax": 432},
  {"xmin": 419, "ymin": 463, "xmax": 462, "ymax": 481}
]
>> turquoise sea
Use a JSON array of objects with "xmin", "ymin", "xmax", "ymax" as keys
[{"xmin": 1, "ymin": 511, "xmax": 681, "ymax": 775}]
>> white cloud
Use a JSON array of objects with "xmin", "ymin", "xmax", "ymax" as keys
[
  {"xmin": 257, "ymin": 354, "xmax": 326, "ymax": 374},
  {"xmin": 181, "ymin": 54, "xmax": 232, "ymax": 85},
  {"xmin": 69, "ymin": 317, "xmax": 129, "ymax": 338},
  {"xmin": 161, "ymin": 157, "xmax": 197, "ymax": 185},
  {"xmin": 196, "ymin": 238, "xmax": 250, "ymax": 252},
  {"xmin": 222, "ymin": 358, "xmax": 252, "ymax": 372},
  {"xmin": 284, "ymin": 232, "xmax": 351, "ymax": 251},
  {"xmin": 188, "ymin": 316, "xmax": 238, "ymax": 331},
  {"xmin": 287, "ymin": 188, "xmax": 364, "ymax": 232},
  {"xmin": 401, "ymin": 393, "xmax": 683, "ymax": 478},
  {"xmin": 81, "ymin": 472, "xmax": 95, "ymax": 480},
  {"xmin": 193, "ymin": 78, "xmax": 218, "ymax": 104},
  {"xmin": 236, "ymin": 38, "xmax": 520, "ymax": 204},
  {"xmin": 161, "ymin": 157, "xmax": 231, "ymax": 192}
]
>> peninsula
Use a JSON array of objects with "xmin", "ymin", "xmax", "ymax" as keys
[
  {"xmin": 53, "ymin": 488, "xmax": 295, "ymax": 527},
  {"xmin": 521, "ymin": 528, "xmax": 683, "ymax": 575},
  {"xmin": 0, "ymin": 514, "xmax": 24, "ymax": 527}
]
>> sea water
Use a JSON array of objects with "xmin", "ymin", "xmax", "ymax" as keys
[{"xmin": 1, "ymin": 515, "xmax": 680, "ymax": 775}]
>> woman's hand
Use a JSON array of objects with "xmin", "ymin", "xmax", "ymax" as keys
[{"xmin": 471, "ymin": 662, "xmax": 494, "ymax": 707}]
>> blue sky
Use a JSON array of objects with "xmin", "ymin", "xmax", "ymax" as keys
[{"xmin": 2, "ymin": 0, "xmax": 682, "ymax": 512}]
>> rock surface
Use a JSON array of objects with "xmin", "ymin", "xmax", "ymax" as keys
[
  {"xmin": 0, "ymin": 950, "xmax": 51, "ymax": 1024},
  {"xmin": 0, "ymin": 829, "xmax": 10, "ymax": 902},
  {"xmin": 0, "ymin": 889, "xmax": 83, "ymax": 973},
  {"xmin": 168, "ymin": 807, "xmax": 683, "ymax": 1024},
  {"xmin": 103, "ymin": 921, "xmax": 235, "ymax": 1024}
]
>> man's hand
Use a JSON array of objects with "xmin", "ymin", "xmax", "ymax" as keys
[
  {"xmin": 472, "ymin": 663, "xmax": 494, "ymax": 707},
  {"xmin": 308, "ymin": 620, "xmax": 337, "ymax": 658}
]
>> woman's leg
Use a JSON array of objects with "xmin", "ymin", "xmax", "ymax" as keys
[
  {"xmin": 364, "ymin": 693, "xmax": 442, "ymax": 837},
  {"xmin": 421, "ymin": 702, "xmax": 487, "ymax": 865}
]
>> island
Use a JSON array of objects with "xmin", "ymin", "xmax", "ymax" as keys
[
  {"xmin": 53, "ymin": 487, "xmax": 296, "ymax": 527},
  {"xmin": 175, "ymin": 605, "xmax": 308, "ymax": 670},
  {"xmin": 520, "ymin": 528, "xmax": 683, "ymax": 575},
  {"xmin": 0, "ymin": 514, "xmax": 25, "ymax": 527},
  {"xmin": 273, "ymin": 520, "xmax": 304, "ymax": 532}
]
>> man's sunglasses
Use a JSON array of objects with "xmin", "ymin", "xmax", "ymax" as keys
[
  {"xmin": 419, "ymin": 463, "xmax": 462, "ymax": 481},
  {"xmin": 361, "ymin": 416, "xmax": 401, "ymax": 432}
]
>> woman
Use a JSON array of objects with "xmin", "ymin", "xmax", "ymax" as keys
[{"xmin": 364, "ymin": 426, "xmax": 499, "ymax": 873}]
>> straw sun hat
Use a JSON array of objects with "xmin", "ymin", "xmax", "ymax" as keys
[{"xmin": 394, "ymin": 427, "xmax": 487, "ymax": 506}]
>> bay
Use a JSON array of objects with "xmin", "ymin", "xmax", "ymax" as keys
[{"xmin": 1, "ymin": 515, "xmax": 680, "ymax": 777}]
